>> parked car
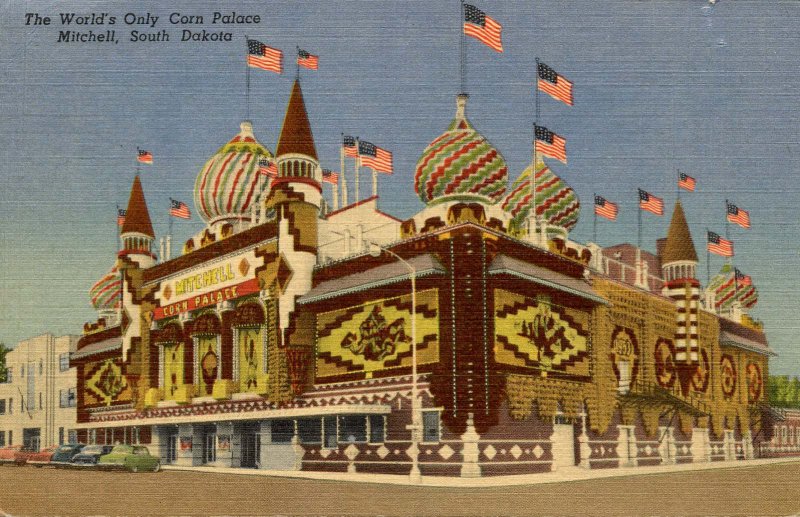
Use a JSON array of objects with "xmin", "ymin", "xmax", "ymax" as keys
[
  {"xmin": 12, "ymin": 446, "xmax": 42, "ymax": 466},
  {"xmin": 98, "ymin": 445, "xmax": 161, "ymax": 472},
  {"xmin": 26, "ymin": 445, "xmax": 60, "ymax": 467},
  {"xmin": 70, "ymin": 445, "xmax": 115, "ymax": 467},
  {"xmin": 0, "ymin": 445, "xmax": 23, "ymax": 465},
  {"xmin": 50, "ymin": 443, "xmax": 86, "ymax": 467}
]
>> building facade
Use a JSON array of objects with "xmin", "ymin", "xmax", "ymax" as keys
[
  {"xmin": 71, "ymin": 82, "xmax": 773, "ymax": 477},
  {"xmin": 0, "ymin": 334, "xmax": 79, "ymax": 450}
]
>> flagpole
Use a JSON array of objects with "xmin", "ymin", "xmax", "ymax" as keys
[
  {"xmin": 706, "ymin": 227, "xmax": 711, "ymax": 286},
  {"xmin": 637, "ymin": 193, "xmax": 643, "ymax": 286},
  {"xmin": 676, "ymin": 169, "xmax": 681, "ymax": 202},
  {"xmin": 354, "ymin": 137, "xmax": 360, "ymax": 203},
  {"xmin": 245, "ymin": 35, "xmax": 251, "ymax": 121},
  {"xmin": 296, "ymin": 46, "xmax": 301, "ymax": 80},
  {"xmin": 724, "ymin": 199, "xmax": 732, "ymax": 266},
  {"xmin": 340, "ymin": 134, "xmax": 348, "ymax": 207},
  {"xmin": 115, "ymin": 204, "xmax": 120, "ymax": 253},
  {"xmin": 168, "ymin": 198, "xmax": 174, "ymax": 239},
  {"xmin": 460, "ymin": 0, "xmax": 466, "ymax": 94},
  {"xmin": 135, "ymin": 147, "xmax": 141, "ymax": 177},
  {"xmin": 593, "ymin": 193, "xmax": 597, "ymax": 244}
]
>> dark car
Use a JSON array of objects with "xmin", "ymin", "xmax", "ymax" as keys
[
  {"xmin": 70, "ymin": 445, "xmax": 114, "ymax": 467},
  {"xmin": 50, "ymin": 444, "xmax": 86, "ymax": 467}
]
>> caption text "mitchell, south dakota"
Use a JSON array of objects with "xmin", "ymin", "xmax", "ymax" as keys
[{"xmin": 24, "ymin": 12, "xmax": 261, "ymax": 43}]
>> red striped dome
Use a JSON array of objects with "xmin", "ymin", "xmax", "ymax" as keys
[
  {"xmin": 194, "ymin": 121, "xmax": 273, "ymax": 225},
  {"xmin": 89, "ymin": 266, "xmax": 121, "ymax": 311}
]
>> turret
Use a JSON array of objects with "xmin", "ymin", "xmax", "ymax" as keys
[
  {"xmin": 660, "ymin": 201, "xmax": 700, "ymax": 394},
  {"xmin": 119, "ymin": 175, "xmax": 156, "ymax": 269}
]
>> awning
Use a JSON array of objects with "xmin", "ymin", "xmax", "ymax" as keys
[
  {"xmin": 71, "ymin": 337, "xmax": 122, "ymax": 361},
  {"xmin": 720, "ymin": 330, "xmax": 775, "ymax": 356},
  {"xmin": 488, "ymin": 254, "xmax": 609, "ymax": 305},
  {"xmin": 74, "ymin": 403, "xmax": 392, "ymax": 429},
  {"xmin": 298, "ymin": 254, "xmax": 446, "ymax": 304}
]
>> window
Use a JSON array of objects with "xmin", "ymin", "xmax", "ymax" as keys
[
  {"xmin": 369, "ymin": 415, "xmax": 385, "ymax": 444},
  {"xmin": 67, "ymin": 388, "xmax": 76, "ymax": 408},
  {"xmin": 338, "ymin": 415, "xmax": 367, "ymax": 443},
  {"xmin": 89, "ymin": 429, "xmax": 97, "ymax": 445},
  {"xmin": 68, "ymin": 430, "xmax": 77, "ymax": 444},
  {"xmin": 39, "ymin": 392, "xmax": 43, "ymax": 410},
  {"xmin": 298, "ymin": 418, "xmax": 322, "ymax": 444},
  {"xmin": 271, "ymin": 420, "xmax": 294, "ymax": 443},
  {"xmin": 8, "ymin": 398, "xmax": 12, "ymax": 414},
  {"xmin": 8, "ymin": 430, "xmax": 11, "ymax": 445},
  {"xmin": 323, "ymin": 417, "xmax": 337, "ymax": 448},
  {"xmin": 422, "ymin": 411, "xmax": 440, "ymax": 443},
  {"xmin": 0, "ymin": 431, "xmax": 5, "ymax": 447},
  {"xmin": 59, "ymin": 353, "xmax": 70, "ymax": 372},
  {"xmin": 59, "ymin": 427, "xmax": 64, "ymax": 445},
  {"xmin": 0, "ymin": 399, "xmax": 5, "ymax": 415},
  {"xmin": 59, "ymin": 390, "xmax": 66, "ymax": 408}
]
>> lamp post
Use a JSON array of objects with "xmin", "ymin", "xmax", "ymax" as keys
[{"xmin": 368, "ymin": 243, "xmax": 421, "ymax": 483}]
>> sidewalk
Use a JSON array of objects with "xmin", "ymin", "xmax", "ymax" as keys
[{"xmin": 163, "ymin": 456, "xmax": 800, "ymax": 488}]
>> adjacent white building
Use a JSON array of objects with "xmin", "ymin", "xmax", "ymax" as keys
[{"xmin": 0, "ymin": 333, "xmax": 79, "ymax": 450}]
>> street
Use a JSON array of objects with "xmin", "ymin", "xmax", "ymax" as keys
[{"xmin": 1, "ymin": 462, "xmax": 800, "ymax": 516}]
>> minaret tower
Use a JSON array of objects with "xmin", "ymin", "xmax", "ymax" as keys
[
  {"xmin": 119, "ymin": 175, "xmax": 156, "ymax": 269},
  {"xmin": 660, "ymin": 201, "xmax": 700, "ymax": 395}
]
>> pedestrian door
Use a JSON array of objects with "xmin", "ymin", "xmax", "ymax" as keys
[
  {"xmin": 166, "ymin": 431, "xmax": 178, "ymax": 464},
  {"xmin": 551, "ymin": 417, "xmax": 576, "ymax": 468},
  {"xmin": 23, "ymin": 428, "xmax": 41, "ymax": 452},
  {"xmin": 240, "ymin": 433, "xmax": 259, "ymax": 468}
]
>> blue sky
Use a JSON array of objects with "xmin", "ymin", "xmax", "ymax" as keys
[{"xmin": 1, "ymin": 1, "xmax": 799, "ymax": 374}]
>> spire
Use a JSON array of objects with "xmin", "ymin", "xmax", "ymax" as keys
[
  {"xmin": 276, "ymin": 79, "xmax": 317, "ymax": 160},
  {"xmin": 662, "ymin": 200, "xmax": 697, "ymax": 264},
  {"xmin": 121, "ymin": 175, "xmax": 154, "ymax": 238}
]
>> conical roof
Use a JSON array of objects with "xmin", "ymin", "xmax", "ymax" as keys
[
  {"xmin": 276, "ymin": 79, "xmax": 317, "ymax": 160},
  {"xmin": 414, "ymin": 95, "xmax": 508, "ymax": 205},
  {"xmin": 661, "ymin": 201, "xmax": 697, "ymax": 264},
  {"xmin": 121, "ymin": 175, "xmax": 154, "ymax": 238}
]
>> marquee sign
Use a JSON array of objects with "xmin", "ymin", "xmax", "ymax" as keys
[{"xmin": 152, "ymin": 249, "xmax": 263, "ymax": 320}]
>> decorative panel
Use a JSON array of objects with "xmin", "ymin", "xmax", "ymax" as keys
[
  {"xmin": 315, "ymin": 289, "xmax": 439, "ymax": 380},
  {"xmin": 84, "ymin": 358, "xmax": 132, "ymax": 407},
  {"xmin": 494, "ymin": 289, "xmax": 590, "ymax": 378}
]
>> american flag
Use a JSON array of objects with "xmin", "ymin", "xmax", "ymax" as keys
[
  {"xmin": 463, "ymin": 4, "xmax": 503, "ymax": 53},
  {"xmin": 117, "ymin": 209, "xmax": 126, "ymax": 227},
  {"xmin": 707, "ymin": 231, "xmax": 733, "ymax": 257},
  {"xmin": 594, "ymin": 196, "xmax": 618, "ymax": 221},
  {"xmin": 678, "ymin": 172, "xmax": 696, "ymax": 192},
  {"xmin": 258, "ymin": 159, "xmax": 278, "ymax": 177},
  {"xmin": 735, "ymin": 268, "xmax": 752, "ymax": 286},
  {"xmin": 247, "ymin": 39, "xmax": 283, "ymax": 74},
  {"xmin": 137, "ymin": 149, "xmax": 153, "ymax": 164},
  {"xmin": 297, "ymin": 49, "xmax": 319, "ymax": 70},
  {"xmin": 322, "ymin": 169, "xmax": 339, "ymax": 185},
  {"xmin": 342, "ymin": 135, "xmax": 358, "ymax": 158},
  {"xmin": 726, "ymin": 202, "xmax": 751, "ymax": 229},
  {"xmin": 537, "ymin": 62, "xmax": 574, "ymax": 106},
  {"xmin": 169, "ymin": 199, "xmax": 191, "ymax": 220},
  {"xmin": 358, "ymin": 140, "xmax": 393, "ymax": 174},
  {"xmin": 638, "ymin": 189, "xmax": 664, "ymax": 216},
  {"xmin": 534, "ymin": 125, "xmax": 567, "ymax": 164}
]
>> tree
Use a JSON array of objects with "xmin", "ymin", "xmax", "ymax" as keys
[{"xmin": 0, "ymin": 342, "xmax": 9, "ymax": 383}]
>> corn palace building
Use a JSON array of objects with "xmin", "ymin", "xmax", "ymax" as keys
[{"xmin": 71, "ymin": 80, "xmax": 774, "ymax": 477}]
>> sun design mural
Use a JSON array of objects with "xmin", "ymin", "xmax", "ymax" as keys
[
  {"xmin": 86, "ymin": 358, "xmax": 130, "ymax": 406},
  {"xmin": 691, "ymin": 348, "xmax": 710, "ymax": 393},
  {"xmin": 494, "ymin": 291, "xmax": 589, "ymax": 377},
  {"xmin": 654, "ymin": 339, "xmax": 676, "ymax": 389},
  {"xmin": 746, "ymin": 362, "xmax": 763, "ymax": 402},
  {"xmin": 316, "ymin": 290, "xmax": 439, "ymax": 379},
  {"xmin": 720, "ymin": 354, "xmax": 737, "ymax": 398}
]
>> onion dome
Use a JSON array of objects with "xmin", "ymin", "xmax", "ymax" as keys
[
  {"xmin": 89, "ymin": 266, "xmax": 121, "ymax": 311},
  {"xmin": 708, "ymin": 264, "xmax": 759, "ymax": 310},
  {"xmin": 501, "ymin": 156, "xmax": 580, "ymax": 234},
  {"xmin": 194, "ymin": 121, "xmax": 273, "ymax": 225},
  {"xmin": 414, "ymin": 95, "xmax": 508, "ymax": 205}
]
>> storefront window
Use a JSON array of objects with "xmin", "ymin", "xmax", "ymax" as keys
[
  {"xmin": 422, "ymin": 411, "xmax": 440, "ymax": 443},
  {"xmin": 324, "ymin": 417, "xmax": 337, "ymax": 448},
  {"xmin": 238, "ymin": 327, "xmax": 262, "ymax": 392},
  {"xmin": 338, "ymin": 415, "xmax": 367, "ymax": 443},
  {"xmin": 298, "ymin": 418, "xmax": 322, "ymax": 444},
  {"xmin": 162, "ymin": 343, "xmax": 184, "ymax": 400},
  {"xmin": 369, "ymin": 415, "xmax": 385, "ymax": 443},
  {"xmin": 195, "ymin": 335, "xmax": 219, "ymax": 396},
  {"xmin": 271, "ymin": 419, "xmax": 294, "ymax": 443}
]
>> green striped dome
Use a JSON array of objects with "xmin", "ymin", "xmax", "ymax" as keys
[
  {"xmin": 708, "ymin": 264, "xmax": 759, "ymax": 310},
  {"xmin": 501, "ymin": 157, "xmax": 580, "ymax": 234},
  {"xmin": 414, "ymin": 96, "xmax": 508, "ymax": 205},
  {"xmin": 194, "ymin": 121, "xmax": 273, "ymax": 224}
]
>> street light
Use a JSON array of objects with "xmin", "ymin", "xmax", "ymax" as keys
[{"xmin": 368, "ymin": 242, "xmax": 421, "ymax": 483}]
